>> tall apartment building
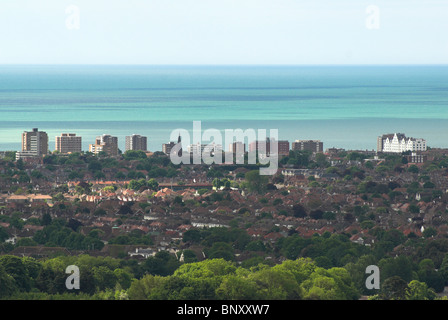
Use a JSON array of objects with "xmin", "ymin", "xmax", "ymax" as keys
[
  {"xmin": 377, "ymin": 133, "xmax": 427, "ymax": 153},
  {"xmin": 125, "ymin": 134, "xmax": 147, "ymax": 152},
  {"xmin": 17, "ymin": 128, "xmax": 48, "ymax": 159},
  {"xmin": 292, "ymin": 140, "xmax": 323, "ymax": 153},
  {"xmin": 89, "ymin": 134, "xmax": 118, "ymax": 156},
  {"xmin": 227, "ymin": 142, "xmax": 246, "ymax": 163},
  {"xmin": 248, "ymin": 138, "xmax": 290, "ymax": 156},
  {"xmin": 55, "ymin": 133, "xmax": 82, "ymax": 154}
]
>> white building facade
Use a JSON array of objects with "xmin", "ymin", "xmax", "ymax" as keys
[
  {"xmin": 378, "ymin": 133, "xmax": 426, "ymax": 153},
  {"xmin": 187, "ymin": 142, "xmax": 223, "ymax": 156}
]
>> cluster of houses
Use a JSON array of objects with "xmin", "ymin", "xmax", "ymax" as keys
[{"xmin": 1, "ymin": 148, "xmax": 448, "ymax": 262}]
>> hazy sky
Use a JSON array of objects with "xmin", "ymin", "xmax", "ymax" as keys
[{"xmin": 0, "ymin": 0, "xmax": 447, "ymax": 65}]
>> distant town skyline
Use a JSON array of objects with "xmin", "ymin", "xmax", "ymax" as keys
[
  {"xmin": 12, "ymin": 127, "xmax": 429, "ymax": 157},
  {"xmin": 0, "ymin": 0, "xmax": 447, "ymax": 65}
]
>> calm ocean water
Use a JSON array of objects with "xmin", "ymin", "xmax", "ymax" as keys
[{"xmin": 0, "ymin": 65, "xmax": 447, "ymax": 152}]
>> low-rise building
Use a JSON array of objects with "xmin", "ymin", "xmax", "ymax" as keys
[
  {"xmin": 405, "ymin": 152, "xmax": 427, "ymax": 163},
  {"xmin": 292, "ymin": 140, "xmax": 323, "ymax": 153}
]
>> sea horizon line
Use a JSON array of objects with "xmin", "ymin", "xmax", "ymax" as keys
[{"xmin": 1, "ymin": 63, "xmax": 448, "ymax": 67}]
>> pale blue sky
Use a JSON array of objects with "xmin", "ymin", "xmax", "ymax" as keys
[{"xmin": 0, "ymin": 0, "xmax": 447, "ymax": 65}]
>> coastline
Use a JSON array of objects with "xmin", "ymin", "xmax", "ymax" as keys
[{"xmin": 0, "ymin": 117, "xmax": 447, "ymax": 152}]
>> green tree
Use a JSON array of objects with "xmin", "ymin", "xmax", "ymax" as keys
[
  {"xmin": 123, "ymin": 150, "xmax": 147, "ymax": 160},
  {"xmin": 439, "ymin": 253, "xmax": 448, "ymax": 283},
  {"xmin": 143, "ymin": 251, "xmax": 180, "ymax": 277},
  {"xmin": 93, "ymin": 208, "xmax": 107, "ymax": 216},
  {"xmin": 182, "ymin": 229, "xmax": 203, "ymax": 244},
  {"xmin": 246, "ymin": 240, "xmax": 267, "ymax": 252},
  {"xmin": 406, "ymin": 280, "xmax": 436, "ymax": 300},
  {"xmin": 249, "ymin": 266, "xmax": 301, "ymax": 300},
  {"xmin": 79, "ymin": 268, "xmax": 97, "ymax": 295},
  {"xmin": 382, "ymin": 229, "xmax": 406, "ymax": 247},
  {"xmin": 206, "ymin": 242, "xmax": 235, "ymax": 261},
  {"xmin": 212, "ymin": 178, "xmax": 223, "ymax": 189},
  {"xmin": 128, "ymin": 179, "xmax": 147, "ymax": 191},
  {"xmin": 35, "ymin": 265, "xmax": 66, "ymax": 294},
  {"xmin": 423, "ymin": 227, "xmax": 437, "ymax": 238},
  {"xmin": 408, "ymin": 165, "xmax": 419, "ymax": 174},
  {"xmin": 0, "ymin": 255, "xmax": 32, "ymax": 292},
  {"xmin": 423, "ymin": 181, "xmax": 435, "ymax": 189},
  {"xmin": 315, "ymin": 153, "xmax": 328, "ymax": 168},
  {"xmin": 16, "ymin": 159, "xmax": 24, "ymax": 170},
  {"xmin": 127, "ymin": 274, "xmax": 167, "ymax": 300},
  {"xmin": 379, "ymin": 276, "xmax": 408, "ymax": 300},
  {"xmin": 216, "ymin": 274, "xmax": 260, "ymax": 300},
  {"xmin": 0, "ymin": 226, "xmax": 9, "ymax": 242},
  {"xmin": 88, "ymin": 160, "xmax": 103, "ymax": 172},
  {"xmin": 292, "ymin": 204, "xmax": 307, "ymax": 218},
  {"xmin": 409, "ymin": 204, "xmax": 420, "ymax": 214},
  {"xmin": 93, "ymin": 266, "xmax": 118, "ymax": 291},
  {"xmin": 147, "ymin": 178, "xmax": 159, "ymax": 190},
  {"xmin": 41, "ymin": 213, "xmax": 52, "ymax": 226},
  {"xmin": 417, "ymin": 259, "xmax": 445, "ymax": 293},
  {"xmin": 378, "ymin": 256, "xmax": 415, "ymax": 284},
  {"xmin": 181, "ymin": 250, "xmax": 199, "ymax": 264},
  {"xmin": 344, "ymin": 254, "xmax": 378, "ymax": 295},
  {"xmin": 244, "ymin": 170, "xmax": 268, "ymax": 194},
  {"xmin": 15, "ymin": 238, "xmax": 38, "ymax": 247},
  {"xmin": 0, "ymin": 264, "xmax": 17, "ymax": 298},
  {"xmin": 30, "ymin": 170, "xmax": 44, "ymax": 180},
  {"xmin": 114, "ymin": 171, "xmax": 127, "ymax": 180}
]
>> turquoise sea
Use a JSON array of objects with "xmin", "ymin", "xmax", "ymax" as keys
[{"xmin": 0, "ymin": 65, "xmax": 447, "ymax": 152}]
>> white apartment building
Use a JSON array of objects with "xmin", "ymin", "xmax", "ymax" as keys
[
  {"xmin": 89, "ymin": 134, "xmax": 119, "ymax": 156},
  {"xmin": 16, "ymin": 128, "xmax": 48, "ymax": 159},
  {"xmin": 378, "ymin": 133, "xmax": 427, "ymax": 153},
  {"xmin": 187, "ymin": 142, "xmax": 223, "ymax": 156}
]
